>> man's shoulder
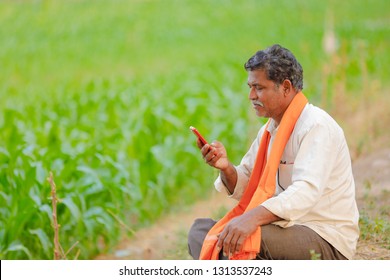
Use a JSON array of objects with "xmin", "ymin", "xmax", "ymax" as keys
[
  {"xmin": 297, "ymin": 104, "xmax": 343, "ymax": 135},
  {"xmin": 302, "ymin": 103, "xmax": 334, "ymax": 121}
]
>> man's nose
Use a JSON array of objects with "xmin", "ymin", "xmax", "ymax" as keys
[{"xmin": 248, "ymin": 87, "xmax": 256, "ymax": 100}]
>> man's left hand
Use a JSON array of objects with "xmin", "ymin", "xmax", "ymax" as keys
[
  {"xmin": 216, "ymin": 206, "xmax": 281, "ymax": 258},
  {"xmin": 216, "ymin": 211, "xmax": 259, "ymax": 257}
]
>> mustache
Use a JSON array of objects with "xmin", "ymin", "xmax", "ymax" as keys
[{"xmin": 252, "ymin": 101, "xmax": 264, "ymax": 107}]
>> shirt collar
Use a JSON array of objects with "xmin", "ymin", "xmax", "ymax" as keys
[{"xmin": 266, "ymin": 118, "xmax": 279, "ymax": 135}]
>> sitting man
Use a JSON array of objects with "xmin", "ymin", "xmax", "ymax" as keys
[{"xmin": 188, "ymin": 44, "xmax": 359, "ymax": 260}]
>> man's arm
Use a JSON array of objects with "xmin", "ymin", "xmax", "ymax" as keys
[{"xmin": 219, "ymin": 162, "xmax": 237, "ymax": 194}]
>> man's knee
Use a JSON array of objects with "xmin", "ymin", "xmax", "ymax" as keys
[
  {"xmin": 188, "ymin": 218, "xmax": 216, "ymax": 259},
  {"xmin": 258, "ymin": 224, "xmax": 345, "ymax": 260}
]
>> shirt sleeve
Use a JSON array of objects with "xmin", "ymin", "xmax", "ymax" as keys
[
  {"xmin": 214, "ymin": 126, "xmax": 265, "ymax": 200},
  {"xmin": 261, "ymin": 121, "xmax": 340, "ymax": 221}
]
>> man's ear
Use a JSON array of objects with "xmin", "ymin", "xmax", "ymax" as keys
[{"xmin": 282, "ymin": 79, "xmax": 293, "ymax": 96}]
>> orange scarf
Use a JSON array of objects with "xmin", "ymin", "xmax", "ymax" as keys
[{"xmin": 199, "ymin": 92, "xmax": 308, "ymax": 260}]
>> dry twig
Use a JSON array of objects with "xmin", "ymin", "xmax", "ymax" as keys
[
  {"xmin": 47, "ymin": 171, "xmax": 79, "ymax": 260},
  {"xmin": 47, "ymin": 172, "xmax": 61, "ymax": 260},
  {"xmin": 107, "ymin": 209, "xmax": 137, "ymax": 237}
]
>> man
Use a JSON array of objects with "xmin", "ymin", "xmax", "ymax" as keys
[{"xmin": 188, "ymin": 44, "xmax": 359, "ymax": 260}]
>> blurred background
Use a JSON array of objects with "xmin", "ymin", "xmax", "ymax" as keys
[{"xmin": 0, "ymin": 0, "xmax": 389, "ymax": 259}]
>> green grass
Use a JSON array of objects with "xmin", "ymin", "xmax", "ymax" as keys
[
  {"xmin": 0, "ymin": 0, "xmax": 389, "ymax": 259},
  {"xmin": 358, "ymin": 183, "xmax": 389, "ymax": 251}
]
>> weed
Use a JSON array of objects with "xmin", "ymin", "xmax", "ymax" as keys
[{"xmin": 309, "ymin": 250, "xmax": 322, "ymax": 260}]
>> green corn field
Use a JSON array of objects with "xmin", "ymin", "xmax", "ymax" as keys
[{"xmin": 0, "ymin": 0, "xmax": 389, "ymax": 259}]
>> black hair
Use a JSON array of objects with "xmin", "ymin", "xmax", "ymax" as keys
[{"xmin": 244, "ymin": 44, "xmax": 303, "ymax": 91}]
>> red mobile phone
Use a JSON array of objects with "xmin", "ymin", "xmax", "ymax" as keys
[{"xmin": 189, "ymin": 126, "xmax": 208, "ymax": 146}]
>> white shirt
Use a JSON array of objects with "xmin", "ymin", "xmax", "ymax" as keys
[{"xmin": 215, "ymin": 104, "xmax": 360, "ymax": 259}]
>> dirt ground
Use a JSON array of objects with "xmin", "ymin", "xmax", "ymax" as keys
[
  {"xmin": 352, "ymin": 148, "xmax": 390, "ymax": 259},
  {"xmin": 96, "ymin": 147, "xmax": 390, "ymax": 260}
]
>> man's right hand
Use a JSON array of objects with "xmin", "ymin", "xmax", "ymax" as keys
[
  {"xmin": 197, "ymin": 139, "xmax": 238, "ymax": 194},
  {"xmin": 197, "ymin": 139, "xmax": 229, "ymax": 171}
]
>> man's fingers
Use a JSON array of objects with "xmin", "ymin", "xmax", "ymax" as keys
[
  {"xmin": 217, "ymin": 218, "xmax": 249, "ymax": 258},
  {"xmin": 216, "ymin": 228, "xmax": 227, "ymax": 253},
  {"xmin": 201, "ymin": 144, "xmax": 219, "ymax": 163},
  {"xmin": 196, "ymin": 138, "xmax": 207, "ymax": 149},
  {"xmin": 222, "ymin": 231, "xmax": 234, "ymax": 257},
  {"xmin": 219, "ymin": 226, "xmax": 235, "ymax": 257},
  {"xmin": 234, "ymin": 235, "xmax": 245, "ymax": 254},
  {"xmin": 228, "ymin": 234, "xmax": 241, "ymax": 255},
  {"xmin": 205, "ymin": 151, "xmax": 221, "ymax": 164},
  {"xmin": 200, "ymin": 143, "xmax": 209, "ymax": 153}
]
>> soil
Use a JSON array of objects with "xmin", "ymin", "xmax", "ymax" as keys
[{"xmin": 96, "ymin": 148, "xmax": 390, "ymax": 260}]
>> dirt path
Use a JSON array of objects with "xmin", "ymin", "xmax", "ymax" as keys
[
  {"xmin": 97, "ymin": 148, "xmax": 390, "ymax": 260},
  {"xmin": 96, "ymin": 189, "xmax": 234, "ymax": 260},
  {"xmin": 352, "ymin": 148, "xmax": 390, "ymax": 260}
]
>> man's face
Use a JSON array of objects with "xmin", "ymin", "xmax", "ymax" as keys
[{"xmin": 247, "ymin": 69, "xmax": 286, "ymax": 123}]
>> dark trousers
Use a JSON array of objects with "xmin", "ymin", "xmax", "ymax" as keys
[{"xmin": 188, "ymin": 218, "xmax": 347, "ymax": 260}]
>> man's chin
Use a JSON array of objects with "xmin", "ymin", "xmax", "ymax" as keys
[{"xmin": 254, "ymin": 110, "xmax": 266, "ymax": 118}]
